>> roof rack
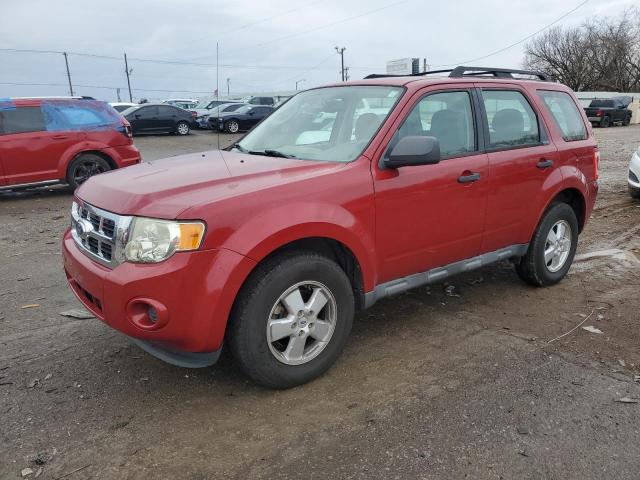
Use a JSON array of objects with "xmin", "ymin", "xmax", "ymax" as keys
[{"xmin": 365, "ymin": 66, "xmax": 553, "ymax": 82}]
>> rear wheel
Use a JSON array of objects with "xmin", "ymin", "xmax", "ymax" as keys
[
  {"xmin": 66, "ymin": 153, "xmax": 111, "ymax": 190},
  {"xmin": 228, "ymin": 251, "xmax": 354, "ymax": 388},
  {"xmin": 176, "ymin": 121, "xmax": 190, "ymax": 136},
  {"xmin": 516, "ymin": 203, "xmax": 579, "ymax": 287},
  {"xmin": 225, "ymin": 120, "xmax": 239, "ymax": 133},
  {"xmin": 601, "ymin": 116, "xmax": 610, "ymax": 128}
]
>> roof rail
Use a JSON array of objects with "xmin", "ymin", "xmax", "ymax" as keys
[
  {"xmin": 364, "ymin": 66, "xmax": 553, "ymax": 82},
  {"xmin": 449, "ymin": 66, "xmax": 553, "ymax": 81}
]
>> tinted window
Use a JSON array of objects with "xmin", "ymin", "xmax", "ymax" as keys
[
  {"xmin": 589, "ymin": 99, "xmax": 614, "ymax": 108},
  {"xmin": 0, "ymin": 107, "xmax": 46, "ymax": 135},
  {"xmin": 482, "ymin": 90, "xmax": 540, "ymax": 148},
  {"xmin": 158, "ymin": 106, "xmax": 177, "ymax": 116},
  {"xmin": 538, "ymin": 90, "xmax": 587, "ymax": 142},
  {"xmin": 112, "ymin": 105, "xmax": 130, "ymax": 112},
  {"xmin": 223, "ymin": 104, "xmax": 243, "ymax": 112},
  {"xmin": 136, "ymin": 106, "xmax": 158, "ymax": 118},
  {"xmin": 391, "ymin": 90, "xmax": 476, "ymax": 158}
]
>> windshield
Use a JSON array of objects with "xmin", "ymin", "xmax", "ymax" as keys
[
  {"xmin": 236, "ymin": 86, "xmax": 403, "ymax": 163},
  {"xmin": 120, "ymin": 105, "xmax": 141, "ymax": 116}
]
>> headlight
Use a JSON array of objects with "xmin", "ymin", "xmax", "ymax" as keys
[{"xmin": 124, "ymin": 218, "xmax": 205, "ymax": 263}]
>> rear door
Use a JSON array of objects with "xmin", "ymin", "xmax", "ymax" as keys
[
  {"xmin": 0, "ymin": 104, "xmax": 81, "ymax": 185},
  {"xmin": 157, "ymin": 105, "xmax": 179, "ymax": 132},
  {"xmin": 373, "ymin": 87, "xmax": 490, "ymax": 282},
  {"xmin": 477, "ymin": 85, "xmax": 560, "ymax": 252},
  {"xmin": 131, "ymin": 106, "xmax": 159, "ymax": 133}
]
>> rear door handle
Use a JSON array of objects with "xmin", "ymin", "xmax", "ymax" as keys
[
  {"xmin": 52, "ymin": 134, "xmax": 68, "ymax": 140},
  {"xmin": 458, "ymin": 172, "xmax": 481, "ymax": 184},
  {"xmin": 537, "ymin": 159, "xmax": 554, "ymax": 169}
]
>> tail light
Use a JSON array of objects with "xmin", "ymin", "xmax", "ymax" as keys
[
  {"xmin": 190, "ymin": 111, "xmax": 197, "ymax": 119},
  {"xmin": 593, "ymin": 149, "xmax": 600, "ymax": 180},
  {"xmin": 125, "ymin": 124, "xmax": 133, "ymax": 139},
  {"xmin": 596, "ymin": 109, "xmax": 603, "ymax": 117}
]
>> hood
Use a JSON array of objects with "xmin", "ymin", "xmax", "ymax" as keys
[{"xmin": 76, "ymin": 150, "xmax": 345, "ymax": 219}]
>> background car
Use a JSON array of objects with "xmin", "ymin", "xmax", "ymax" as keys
[
  {"xmin": 211, "ymin": 105, "xmax": 274, "ymax": 133},
  {"xmin": 629, "ymin": 145, "xmax": 640, "ymax": 198},
  {"xmin": 109, "ymin": 102, "xmax": 137, "ymax": 113},
  {"xmin": 190, "ymin": 98, "xmax": 231, "ymax": 120},
  {"xmin": 122, "ymin": 103, "xmax": 194, "ymax": 135},
  {"xmin": 163, "ymin": 98, "xmax": 198, "ymax": 110},
  {"xmin": 0, "ymin": 97, "xmax": 140, "ymax": 190},
  {"xmin": 196, "ymin": 102, "xmax": 245, "ymax": 129}
]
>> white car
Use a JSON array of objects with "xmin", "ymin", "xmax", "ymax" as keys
[
  {"xmin": 629, "ymin": 145, "xmax": 640, "ymax": 199},
  {"xmin": 109, "ymin": 102, "xmax": 136, "ymax": 113}
]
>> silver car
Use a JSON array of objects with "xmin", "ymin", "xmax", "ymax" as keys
[{"xmin": 629, "ymin": 145, "xmax": 640, "ymax": 199}]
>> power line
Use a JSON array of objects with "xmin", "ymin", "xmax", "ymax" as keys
[
  {"xmin": 0, "ymin": 81, "xmax": 217, "ymax": 95},
  {"xmin": 431, "ymin": 0, "xmax": 591, "ymax": 67}
]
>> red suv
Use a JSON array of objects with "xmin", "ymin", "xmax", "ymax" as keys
[
  {"xmin": 0, "ymin": 98, "xmax": 140, "ymax": 190},
  {"xmin": 62, "ymin": 67, "xmax": 599, "ymax": 388}
]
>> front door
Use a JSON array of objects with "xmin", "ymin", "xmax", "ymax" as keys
[{"xmin": 373, "ymin": 88, "xmax": 489, "ymax": 283}]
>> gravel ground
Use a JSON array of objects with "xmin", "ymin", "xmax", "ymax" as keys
[{"xmin": 1, "ymin": 127, "xmax": 639, "ymax": 479}]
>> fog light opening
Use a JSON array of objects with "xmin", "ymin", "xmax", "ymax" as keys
[{"xmin": 148, "ymin": 306, "xmax": 158, "ymax": 324}]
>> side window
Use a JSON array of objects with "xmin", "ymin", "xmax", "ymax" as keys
[
  {"xmin": 0, "ymin": 107, "xmax": 46, "ymax": 135},
  {"xmin": 391, "ymin": 90, "xmax": 476, "ymax": 159},
  {"xmin": 137, "ymin": 106, "xmax": 158, "ymax": 118},
  {"xmin": 481, "ymin": 90, "xmax": 540, "ymax": 148},
  {"xmin": 158, "ymin": 106, "xmax": 176, "ymax": 116},
  {"xmin": 538, "ymin": 90, "xmax": 587, "ymax": 142}
]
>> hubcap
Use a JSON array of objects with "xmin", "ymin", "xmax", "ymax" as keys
[
  {"xmin": 544, "ymin": 220, "xmax": 572, "ymax": 272},
  {"xmin": 229, "ymin": 121, "xmax": 238, "ymax": 133},
  {"xmin": 178, "ymin": 123, "xmax": 189, "ymax": 134},
  {"xmin": 73, "ymin": 160, "xmax": 105, "ymax": 185},
  {"xmin": 266, "ymin": 281, "xmax": 337, "ymax": 365}
]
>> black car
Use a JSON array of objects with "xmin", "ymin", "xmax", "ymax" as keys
[
  {"xmin": 122, "ymin": 104, "xmax": 194, "ymax": 136},
  {"xmin": 210, "ymin": 105, "xmax": 275, "ymax": 133}
]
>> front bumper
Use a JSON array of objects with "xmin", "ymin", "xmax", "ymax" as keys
[
  {"xmin": 628, "ymin": 150, "xmax": 640, "ymax": 188},
  {"xmin": 62, "ymin": 230, "xmax": 250, "ymax": 360}
]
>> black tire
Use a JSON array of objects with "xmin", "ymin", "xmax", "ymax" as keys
[
  {"xmin": 224, "ymin": 119, "xmax": 240, "ymax": 134},
  {"xmin": 629, "ymin": 185, "xmax": 640, "ymax": 199},
  {"xmin": 601, "ymin": 116, "xmax": 610, "ymax": 128},
  {"xmin": 66, "ymin": 153, "xmax": 111, "ymax": 190},
  {"xmin": 228, "ymin": 251, "xmax": 354, "ymax": 389},
  {"xmin": 516, "ymin": 203, "xmax": 579, "ymax": 287},
  {"xmin": 623, "ymin": 116, "xmax": 631, "ymax": 126},
  {"xmin": 176, "ymin": 121, "xmax": 190, "ymax": 136}
]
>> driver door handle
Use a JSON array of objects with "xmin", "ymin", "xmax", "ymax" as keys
[
  {"xmin": 537, "ymin": 159, "xmax": 554, "ymax": 169},
  {"xmin": 458, "ymin": 172, "xmax": 481, "ymax": 184}
]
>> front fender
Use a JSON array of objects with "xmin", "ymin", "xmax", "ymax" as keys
[{"xmin": 222, "ymin": 202, "xmax": 377, "ymax": 292}]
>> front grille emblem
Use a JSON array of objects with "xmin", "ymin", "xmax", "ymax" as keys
[{"xmin": 76, "ymin": 218, "xmax": 94, "ymax": 241}]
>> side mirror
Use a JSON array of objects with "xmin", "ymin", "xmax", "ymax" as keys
[
  {"xmin": 134, "ymin": 114, "xmax": 141, "ymax": 119},
  {"xmin": 384, "ymin": 136, "xmax": 440, "ymax": 169}
]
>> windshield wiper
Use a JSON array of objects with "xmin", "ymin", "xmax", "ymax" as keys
[
  {"xmin": 231, "ymin": 143, "xmax": 248, "ymax": 153},
  {"xmin": 248, "ymin": 149, "xmax": 297, "ymax": 159}
]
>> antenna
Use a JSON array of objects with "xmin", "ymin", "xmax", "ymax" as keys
[{"xmin": 216, "ymin": 41, "xmax": 220, "ymax": 151}]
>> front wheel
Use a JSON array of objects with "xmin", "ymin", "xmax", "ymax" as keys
[
  {"xmin": 516, "ymin": 203, "xmax": 579, "ymax": 287},
  {"xmin": 228, "ymin": 252, "xmax": 354, "ymax": 388},
  {"xmin": 224, "ymin": 120, "xmax": 240, "ymax": 133},
  {"xmin": 630, "ymin": 185, "xmax": 640, "ymax": 199},
  {"xmin": 176, "ymin": 121, "xmax": 190, "ymax": 136},
  {"xmin": 623, "ymin": 116, "xmax": 631, "ymax": 126},
  {"xmin": 66, "ymin": 153, "xmax": 111, "ymax": 190}
]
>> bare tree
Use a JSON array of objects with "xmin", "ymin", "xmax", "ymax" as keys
[{"xmin": 524, "ymin": 9, "xmax": 640, "ymax": 91}]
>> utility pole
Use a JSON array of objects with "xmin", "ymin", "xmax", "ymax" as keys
[
  {"xmin": 295, "ymin": 79, "xmax": 306, "ymax": 90},
  {"xmin": 63, "ymin": 52, "xmax": 74, "ymax": 96},
  {"xmin": 124, "ymin": 53, "xmax": 133, "ymax": 102},
  {"xmin": 344, "ymin": 67, "xmax": 350, "ymax": 81},
  {"xmin": 335, "ymin": 46, "xmax": 346, "ymax": 81},
  {"xmin": 227, "ymin": 77, "xmax": 230, "ymax": 97},
  {"xmin": 116, "ymin": 88, "xmax": 121, "ymax": 102}
]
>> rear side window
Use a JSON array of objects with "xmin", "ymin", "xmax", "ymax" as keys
[
  {"xmin": 391, "ymin": 90, "xmax": 476, "ymax": 159},
  {"xmin": 158, "ymin": 106, "xmax": 177, "ymax": 116},
  {"xmin": 0, "ymin": 107, "xmax": 46, "ymax": 135},
  {"xmin": 41, "ymin": 100, "xmax": 122, "ymax": 131},
  {"xmin": 538, "ymin": 90, "xmax": 587, "ymax": 142},
  {"xmin": 481, "ymin": 90, "xmax": 540, "ymax": 148}
]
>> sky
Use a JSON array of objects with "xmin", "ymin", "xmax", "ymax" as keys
[{"xmin": 0, "ymin": 0, "xmax": 634, "ymax": 102}]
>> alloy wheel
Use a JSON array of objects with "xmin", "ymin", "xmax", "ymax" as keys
[
  {"xmin": 544, "ymin": 220, "xmax": 572, "ymax": 272},
  {"xmin": 266, "ymin": 281, "xmax": 337, "ymax": 365}
]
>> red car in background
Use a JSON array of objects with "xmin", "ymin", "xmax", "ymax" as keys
[{"xmin": 0, "ymin": 97, "xmax": 141, "ymax": 190}]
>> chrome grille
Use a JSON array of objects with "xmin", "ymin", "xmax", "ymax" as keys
[{"xmin": 70, "ymin": 201, "xmax": 132, "ymax": 268}]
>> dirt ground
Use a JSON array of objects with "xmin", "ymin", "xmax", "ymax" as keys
[{"xmin": 1, "ymin": 127, "xmax": 639, "ymax": 479}]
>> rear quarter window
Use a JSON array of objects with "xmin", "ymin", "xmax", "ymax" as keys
[
  {"xmin": 42, "ymin": 100, "xmax": 122, "ymax": 131},
  {"xmin": 538, "ymin": 90, "xmax": 587, "ymax": 142},
  {"xmin": 0, "ymin": 106, "xmax": 46, "ymax": 135}
]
